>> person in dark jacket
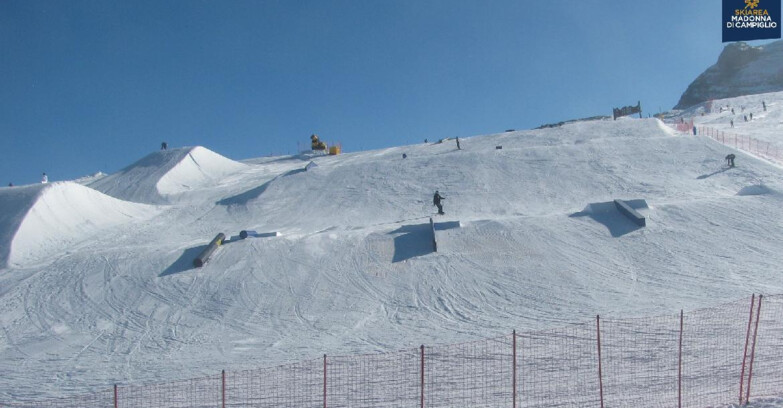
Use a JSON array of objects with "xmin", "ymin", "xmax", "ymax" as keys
[
  {"xmin": 726, "ymin": 154, "xmax": 735, "ymax": 167},
  {"xmin": 433, "ymin": 191, "xmax": 445, "ymax": 215}
]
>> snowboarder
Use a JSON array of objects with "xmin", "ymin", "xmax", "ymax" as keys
[
  {"xmin": 161, "ymin": 142, "xmax": 168, "ymax": 150},
  {"xmin": 41, "ymin": 172, "xmax": 48, "ymax": 184},
  {"xmin": 726, "ymin": 154, "xmax": 735, "ymax": 168},
  {"xmin": 433, "ymin": 191, "xmax": 445, "ymax": 215}
]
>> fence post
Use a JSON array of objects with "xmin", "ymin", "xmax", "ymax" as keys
[
  {"xmin": 678, "ymin": 310, "xmax": 683, "ymax": 408},
  {"xmin": 746, "ymin": 294, "xmax": 763, "ymax": 404},
  {"xmin": 513, "ymin": 330, "xmax": 517, "ymax": 408},
  {"xmin": 597, "ymin": 315, "xmax": 604, "ymax": 408},
  {"xmin": 323, "ymin": 354, "xmax": 327, "ymax": 408},
  {"xmin": 739, "ymin": 294, "xmax": 756, "ymax": 404},
  {"xmin": 420, "ymin": 344, "xmax": 425, "ymax": 408},
  {"xmin": 114, "ymin": 384, "xmax": 118, "ymax": 408},
  {"xmin": 221, "ymin": 370, "xmax": 226, "ymax": 408}
]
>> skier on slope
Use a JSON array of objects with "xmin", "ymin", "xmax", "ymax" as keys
[
  {"xmin": 433, "ymin": 191, "xmax": 445, "ymax": 215},
  {"xmin": 41, "ymin": 172, "xmax": 48, "ymax": 184}
]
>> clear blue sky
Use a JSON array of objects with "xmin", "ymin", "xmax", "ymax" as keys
[{"xmin": 0, "ymin": 0, "xmax": 771, "ymax": 185}]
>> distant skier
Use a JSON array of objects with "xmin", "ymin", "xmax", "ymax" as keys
[
  {"xmin": 433, "ymin": 191, "xmax": 445, "ymax": 215},
  {"xmin": 692, "ymin": 126, "xmax": 697, "ymax": 135},
  {"xmin": 726, "ymin": 154, "xmax": 735, "ymax": 168},
  {"xmin": 762, "ymin": 101, "xmax": 766, "ymax": 111},
  {"xmin": 749, "ymin": 113, "xmax": 753, "ymax": 120},
  {"xmin": 41, "ymin": 172, "xmax": 48, "ymax": 184},
  {"xmin": 730, "ymin": 119, "xmax": 734, "ymax": 128},
  {"xmin": 161, "ymin": 141, "xmax": 168, "ymax": 150},
  {"xmin": 456, "ymin": 137, "xmax": 461, "ymax": 150},
  {"xmin": 7, "ymin": 182, "xmax": 12, "ymax": 187}
]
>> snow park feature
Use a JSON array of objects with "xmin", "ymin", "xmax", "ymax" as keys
[
  {"xmin": 614, "ymin": 198, "xmax": 646, "ymax": 227},
  {"xmin": 193, "ymin": 233, "xmax": 226, "ymax": 268},
  {"xmin": 88, "ymin": 146, "xmax": 246, "ymax": 204},
  {"xmin": 0, "ymin": 182, "xmax": 159, "ymax": 268},
  {"xmin": 429, "ymin": 217, "xmax": 437, "ymax": 252},
  {"xmin": 4, "ymin": 72, "xmax": 783, "ymax": 407},
  {"xmin": 239, "ymin": 230, "xmax": 279, "ymax": 239}
]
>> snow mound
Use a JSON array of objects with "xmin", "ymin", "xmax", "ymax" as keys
[
  {"xmin": 0, "ymin": 184, "xmax": 47, "ymax": 267},
  {"xmin": 89, "ymin": 146, "xmax": 246, "ymax": 203},
  {"xmin": 2, "ymin": 182, "xmax": 159, "ymax": 267}
]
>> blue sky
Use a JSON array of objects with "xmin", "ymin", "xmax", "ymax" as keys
[{"xmin": 0, "ymin": 1, "xmax": 772, "ymax": 185}]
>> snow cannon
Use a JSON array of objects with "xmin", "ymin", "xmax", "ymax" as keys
[
  {"xmin": 310, "ymin": 134, "xmax": 327, "ymax": 151},
  {"xmin": 193, "ymin": 233, "xmax": 226, "ymax": 268}
]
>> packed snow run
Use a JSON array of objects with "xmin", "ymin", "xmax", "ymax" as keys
[{"xmin": 1, "ymin": 91, "xmax": 783, "ymax": 405}]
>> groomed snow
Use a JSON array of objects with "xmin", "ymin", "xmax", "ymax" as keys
[
  {"xmin": 0, "ymin": 182, "xmax": 160, "ymax": 268},
  {"xmin": 1, "ymin": 92, "xmax": 783, "ymax": 403},
  {"xmin": 88, "ymin": 146, "xmax": 247, "ymax": 204}
]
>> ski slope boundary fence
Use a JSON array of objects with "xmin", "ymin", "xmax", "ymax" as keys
[
  {"xmin": 671, "ymin": 121, "xmax": 783, "ymax": 166},
  {"xmin": 697, "ymin": 125, "xmax": 783, "ymax": 166},
  {"xmin": 4, "ymin": 294, "xmax": 783, "ymax": 408}
]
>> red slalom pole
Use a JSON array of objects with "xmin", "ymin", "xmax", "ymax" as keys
[
  {"xmin": 678, "ymin": 310, "xmax": 683, "ymax": 408},
  {"xmin": 420, "ymin": 345, "xmax": 425, "ymax": 408},
  {"xmin": 597, "ymin": 315, "xmax": 604, "ymax": 408},
  {"xmin": 512, "ymin": 330, "xmax": 517, "ymax": 408},
  {"xmin": 746, "ymin": 295, "xmax": 763, "ymax": 404},
  {"xmin": 740, "ymin": 294, "xmax": 755, "ymax": 405}
]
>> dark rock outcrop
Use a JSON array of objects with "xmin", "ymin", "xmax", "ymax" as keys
[{"xmin": 674, "ymin": 40, "xmax": 783, "ymax": 109}]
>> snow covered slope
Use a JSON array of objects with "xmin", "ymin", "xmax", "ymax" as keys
[
  {"xmin": 670, "ymin": 90, "xmax": 783, "ymax": 167},
  {"xmin": 88, "ymin": 146, "xmax": 247, "ymax": 204},
  {"xmin": 0, "ymin": 182, "xmax": 159, "ymax": 268},
  {"xmin": 675, "ymin": 40, "xmax": 783, "ymax": 109},
  {"xmin": 1, "ymin": 110, "xmax": 782, "ymax": 401}
]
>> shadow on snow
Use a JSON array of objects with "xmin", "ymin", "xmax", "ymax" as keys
[
  {"xmin": 570, "ymin": 201, "xmax": 645, "ymax": 238},
  {"xmin": 159, "ymin": 245, "xmax": 207, "ymax": 277}
]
